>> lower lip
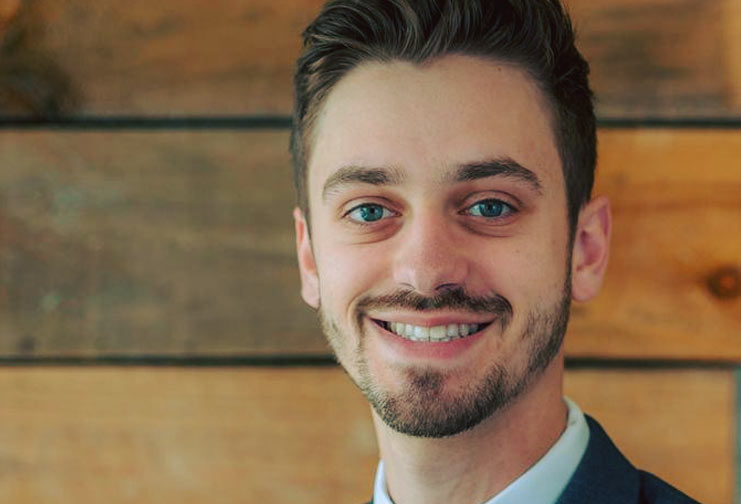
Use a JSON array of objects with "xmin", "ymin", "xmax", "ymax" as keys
[{"xmin": 368, "ymin": 318, "xmax": 489, "ymax": 361}]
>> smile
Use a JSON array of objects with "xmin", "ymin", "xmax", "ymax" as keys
[{"xmin": 373, "ymin": 319, "xmax": 493, "ymax": 342}]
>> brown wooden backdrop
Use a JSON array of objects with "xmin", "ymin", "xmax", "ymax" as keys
[
  {"xmin": 0, "ymin": 0, "xmax": 739, "ymax": 503},
  {"xmin": 1, "ymin": 0, "xmax": 739, "ymax": 118}
]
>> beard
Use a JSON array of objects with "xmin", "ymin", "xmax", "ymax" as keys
[{"xmin": 319, "ymin": 278, "xmax": 571, "ymax": 438}]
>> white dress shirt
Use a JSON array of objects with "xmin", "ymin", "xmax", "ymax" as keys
[{"xmin": 372, "ymin": 397, "xmax": 589, "ymax": 504}]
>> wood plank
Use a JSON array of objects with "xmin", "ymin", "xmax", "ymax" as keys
[
  {"xmin": 569, "ymin": 0, "xmax": 736, "ymax": 118},
  {"xmin": 0, "ymin": 367, "xmax": 379, "ymax": 503},
  {"xmin": 0, "ymin": 0, "xmax": 737, "ymax": 118},
  {"xmin": 0, "ymin": 366, "xmax": 730, "ymax": 503},
  {"xmin": 728, "ymin": 0, "xmax": 741, "ymax": 110},
  {"xmin": 566, "ymin": 129, "xmax": 741, "ymax": 360},
  {"xmin": 0, "ymin": 129, "xmax": 738, "ymax": 359},
  {"xmin": 0, "ymin": 130, "xmax": 325, "ymax": 356},
  {"xmin": 0, "ymin": 0, "xmax": 325, "ymax": 116},
  {"xmin": 564, "ymin": 368, "xmax": 735, "ymax": 504}
]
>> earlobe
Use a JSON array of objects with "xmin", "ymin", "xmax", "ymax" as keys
[
  {"xmin": 571, "ymin": 195, "xmax": 612, "ymax": 302},
  {"xmin": 294, "ymin": 207, "xmax": 320, "ymax": 309}
]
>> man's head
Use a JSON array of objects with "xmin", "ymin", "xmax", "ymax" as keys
[
  {"xmin": 291, "ymin": 0, "xmax": 610, "ymax": 438},
  {"xmin": 292, "ymin": 0, "xmax": 596, "ymax": 235}
]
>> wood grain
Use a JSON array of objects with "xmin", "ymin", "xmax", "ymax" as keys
[
  {"xmin": 0, "ymin": 367, "xmax": 378, "ymax": 503},
  {"xmin": 728, "ymin": 0, "xmax": 741, "ymax": 110},
  {"xmin": 0, "ymin": 130, "xmax": 324, "ymax": 357},
  {"xmin": 1, "ymin": 0, "xmax": 326, "ymax": 116},
  {"xmin": 564, "ymin": 368, "xmax": 735, "ymax": 504},
  {"xmin": 569, "ymin": 0, "xmax": 736, "ymax": 118},
  {"xmin": 0, "ymin": 129, "xmax": 738, "ymax": 359},
  {"xmin": 0, "ymin": 366, "xmax": 730, "ymax": 504},
  {"xmin": 566, "ymin": 129, "xmax": 741, "ymax": 360},
  {"xmin": 0, "ymin": 0, "xmax": 737, "ymax": 118}
]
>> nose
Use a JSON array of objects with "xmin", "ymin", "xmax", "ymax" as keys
[{"xmin": 391, "ymin": 210, "xmax": 470, "ymax": 296}]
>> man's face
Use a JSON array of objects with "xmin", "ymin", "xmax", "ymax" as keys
[{"xmin": 296, "ymin": 55, "xmax": 573, "ymax": 437}]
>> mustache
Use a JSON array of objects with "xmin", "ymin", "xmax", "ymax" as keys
[{"xmin": 357, "ymin": 287, "xmax": 513, "ymax": 327}]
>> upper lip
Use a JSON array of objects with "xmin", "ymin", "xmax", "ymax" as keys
[{"xmin": 367, "ymin": 312, "xmax": 496, "ymax": 327}]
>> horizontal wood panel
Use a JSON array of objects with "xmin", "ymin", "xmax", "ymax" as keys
[
  {"xmin": 566, "ymin": 130, "xmax": 741, "ymax": 360},
  {"xmin": 0, "ymin": 0, "xmax": 738, "ymax": 118},
  {"xmin": 564, "ymin": 368, "xmax": 735, "ymax": 504},
  {"xmin": 0, "ymin": 367, "xmax": 731, "ymax": 503},
  {"xmin": 0, "ymin": 367, "xmax": 378, "ymax": 503},
  {"xmin": 569, "ymin": 0, "xmax": 739, "ymax": 118},
  {"xmin": 0, "ymin": 130, "xmax": 325, "ymax": 356},
  {"xmin": 0, "ymin": 129, "xmax": 738, "ymax": 359}
]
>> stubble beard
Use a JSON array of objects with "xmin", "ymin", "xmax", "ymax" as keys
[{"xmin": 319, "ymin": 279, "xmax": 571, "ymax": 439}]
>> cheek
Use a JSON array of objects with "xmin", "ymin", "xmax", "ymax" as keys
[
  {"xmin": 314, "ymin": 240, "xmax": 388, "ymax": 312},
  {"xmin": 473, "ymin": 229, "xmax": 569, "ymax": 307},
  {"xmin": 523, "ymin": 203, "xmax": 571, "ymax": 283}
]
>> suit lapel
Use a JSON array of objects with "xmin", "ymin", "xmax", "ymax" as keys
[{"xmin": 556, "ymin": 415, "xmax": 640, "ymax": 503}]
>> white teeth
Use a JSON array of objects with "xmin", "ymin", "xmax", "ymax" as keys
[
  {"xmin": 413, "ymin": 326, "xmax": 429, "ymax": 341},
  {"xmin": 430, "ymin": 326, "xmax": 447, "ymax": 340},
  {"xmin": 405, "ymin": 324, "xmax": 414, "ymax": 338},
  {"xmin": 385, "ymin": 322, "xmax": 483, "ymax": 342}
]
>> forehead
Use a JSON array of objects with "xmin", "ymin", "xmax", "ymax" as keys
[{"xmin": 307, "ymin": 55, "xmax": 563, "ymax": 200}]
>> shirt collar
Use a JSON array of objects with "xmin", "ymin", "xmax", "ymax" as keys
[{"xmin": 372, "ymin": 397, "xmax": 589, "ymax": 504}]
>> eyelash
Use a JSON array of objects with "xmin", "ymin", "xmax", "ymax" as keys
[
  {"xmin": 463, "ymin": 199, "xmax": 516, "ymax": 219},
  {"xmin": 344, "ymin": 203, "xmax": 397, "ymax": 224},
  {"xmin": 343, "ymin": 198, "xmax": 517, "ymax": 225}
]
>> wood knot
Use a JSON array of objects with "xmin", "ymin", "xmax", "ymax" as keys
[
  {"xmin": 706, "ymin": 266, "xmax": 741, "ymax": 300},
  {"xmin": 0, "ymin": 0, "xmax": 79, "ymax": 117},
  {"xmin": 0, "ymin": 0, "xmax": 21, "ymax": 26}
]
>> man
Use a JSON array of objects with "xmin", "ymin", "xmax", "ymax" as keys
[{"xmin": 290, "ymin": 1, "xmax": 700, "ymax": 502}]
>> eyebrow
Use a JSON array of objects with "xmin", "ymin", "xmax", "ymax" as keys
[
  {"xmin": 322, "ymin": 165, "xmax": 404, "ymax": 201},
  {"xmin": 449, "ymin": 158, "xmax": 543, "ymax": 194},
  {"xmin": 320, "ymin": 157, "xmax": 543, "ymax": 202}
]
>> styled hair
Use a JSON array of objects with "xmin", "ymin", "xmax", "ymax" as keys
[{"xmin": 291, "ymin": 0, "xmax": 596, "ymax": 232}]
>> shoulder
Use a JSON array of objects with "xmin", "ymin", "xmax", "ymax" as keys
[
  {"xmin": 556, "ymin": 416, "xmax": 702, "ymax": 504},
  {"xmin": 638, "ymin": 471, "xmax": 700, "ymax": 504}
]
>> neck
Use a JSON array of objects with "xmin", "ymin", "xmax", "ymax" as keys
[{"xmin": 373, "ymin": 358, "xmax": 566, "ymax": 504}]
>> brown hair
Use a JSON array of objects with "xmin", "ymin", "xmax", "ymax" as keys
[{"xmin": 291, "ymin": 0, "xmax": 596, "ymax": 232}]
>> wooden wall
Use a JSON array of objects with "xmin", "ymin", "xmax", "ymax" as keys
[
  {"xmin": 0, "ymin": 367, "xmax": 734, "ymax": 503},
  {"xmin": 0, "ymin": 0, "xmax": 739, "ymax": 502}
]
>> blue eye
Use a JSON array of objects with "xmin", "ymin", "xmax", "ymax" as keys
[
  {"xmin": 468, "ymin": 199, "xmax": 513, "ymax": 218},
  {"xmin": 347, "ymin": 203, "xmax": 392, "ymax": 223}
]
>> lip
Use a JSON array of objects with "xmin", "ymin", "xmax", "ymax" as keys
[
  {"xmin": 366, "ymin": 311, "xmax": 496, "ymax": 327},
  {"xmin": 366, "ymin": 315, "xmax": 491, "ymax": 361}
]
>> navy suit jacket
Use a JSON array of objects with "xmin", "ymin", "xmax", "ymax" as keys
[
  {"xmin": 367, "ymin": 415, "xmax": 700, "ymax": 503},
  {"xmin": 555, "ymin": 416, "xmax": 699, "ymax": 503}
]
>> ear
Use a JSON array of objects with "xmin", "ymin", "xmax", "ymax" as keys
[
  {"xmin": 571, "ymin": 195, "xmax": 612, "ymax": 302},
  {"xmin": 294, "ymin": 207, "xmax": 320, "ymax": 309}
]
